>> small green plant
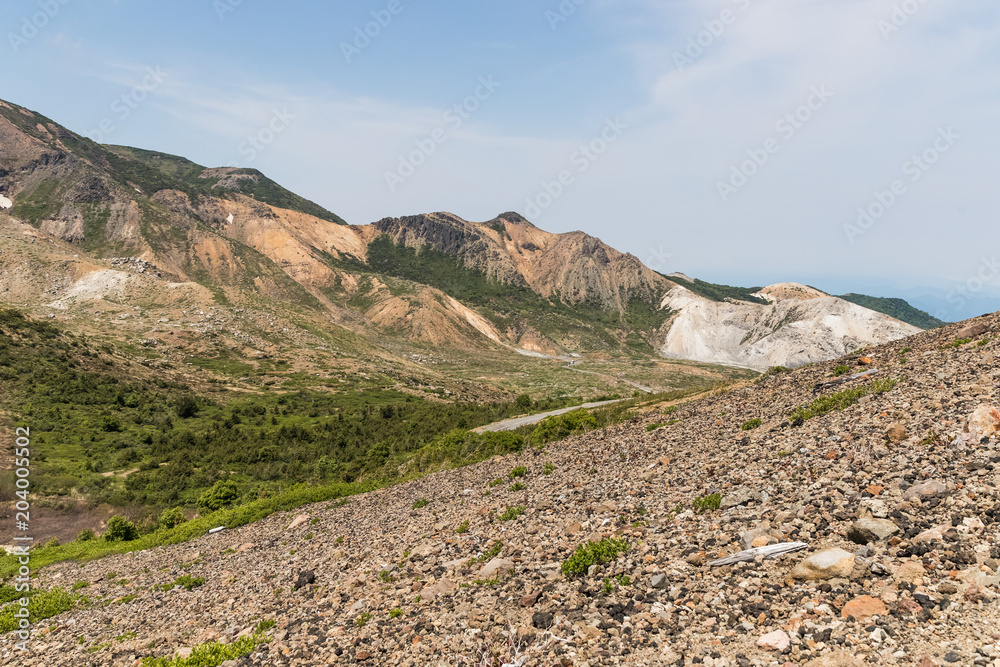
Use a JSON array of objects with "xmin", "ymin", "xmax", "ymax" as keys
[
  {"xmin": 561, "ymin": 537, "xmax": 630, "ymax": 577},
  {"xmin": 473, "ymin": 540, "xmax": 504, "ymax": 564},
  {"xmin": 256, "ymin": 619, "xmax": 276, "ymax": 632},
  {"xmin": 952, "ymin": 338, "xmax": 972, "ymax": 348},
  {"xmin": 116, "ymin": 631, "xmax": 138, "ymax": 642},
  {"xmin": 499, "ymin": 505, "xmax": 525, "ymax": 521},
  {"xmin": 693, "ymin": 492, "xmax": 722, "ymax": 513},
  {"xmin": 543, "ymin": 462, "xmax": 555, "ymax": 475},
  {"xmin": 646, "ymin": 423, "xmax": 666, "ymax": 432},
  {"xmin": 139, "ymin": 627, "xmax": 270, "ymax": 666},
  {"xmin": 389, "ymin": 608, "xmax": 403, "ymax": 618},
  {"xmin": 155, "ymin": 575, "xmax": 205, "ymax": 592},
  {"xmin": 833, "ymin": 365, "xmax": 851, "ymax": 377},
  {"xmin": 601, "ymin": 578, "xmax": 615, "ymax": 594},
  {"xmin": 309, "ymin": 517, "xmax": 321, "ymax": 525},
  {"xmin": 335, "ymin": 498, "xmax": 350, "ymax": 507},
  {"xmin": 488, "ymin": 478, "xmax": 503, "ymax": 487},
  {"xmin": 509, "ymin": 466, "xmax": 527, "ymax": 479},
  {"xmin": 76, "ymin": 529, "xmax": 96, "ymax": 542},
  {"xmin": 456, "ymin": 520, "xmax": 469, "ymax": 534},
  {"xmin": 663, "ymin": 405, "xmax": 678, "ymax": 415},
  {"xmin": 509, "ymin": 482, "xmax": 525, "ymax": 492},
  {"xmin": 378, "ymin": 570, "xmax": 394, "ymax": 584},
  {"xmin": 335, "ymin": 536, "xmax": 344, "ymax": 545},
  {"xmin": 790, "ymin": 377, "xmax": 897, "ymax": 422},
  {"xmin": 977, "ymin": 339, "xmax": 989, "ymax": 347},
  {"xmin": 412, "ymin": 498, "xmax": 429, "ymax": 509},
  {"xmin": 900, "ymin": 347, "xmax": 912, "ymax": 354},
  {"xmin": 115, "ymin": 593, "xmax": 139, "ymax": 605},
  {"xmin": 355, "ymin": 612, "xmax": 372, "ymax": 628},
  {"xmin": 304, "ymin": 533, "xmax": 314, "ymax": 540},
  {"xmin": 740, "ymin": 418, "xmax": 761, "ymax": 431},
  {"xmin": 473, "ymin": 578, "xmax": 500, "ymax": 586},
  {"xmin": 71, "ymin": 581, "xmax": 90, "ymax": 591}
]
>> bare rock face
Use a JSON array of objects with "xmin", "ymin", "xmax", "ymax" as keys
[{"xmin": 659, "ymin": 284, "xmax": 921, "ymax": 370}]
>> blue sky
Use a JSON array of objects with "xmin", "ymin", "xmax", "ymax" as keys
[{"xmin": 3, "ymin": 0, "xmax": 1000, "ymax": 320}]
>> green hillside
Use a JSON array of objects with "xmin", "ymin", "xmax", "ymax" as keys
[{"xmin": 838, "ymin": 294, "xmax": 945, "ymax": 330}]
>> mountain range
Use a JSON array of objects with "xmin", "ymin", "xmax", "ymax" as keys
[{"xmin": 0, "ymin": 97, "xmax": 943, "ymax": 381}]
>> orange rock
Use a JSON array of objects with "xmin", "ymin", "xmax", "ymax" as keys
[
  {"xmin": 841, "ymin": 595, "xmax": 887, "ymax": 619},
  {"xmin": 859, "ymin": 357, "xmax": 873, "ymax": 365},
  {"xmin": 866, "ymin": 485, "xmax": 883, "ymax": 495}
]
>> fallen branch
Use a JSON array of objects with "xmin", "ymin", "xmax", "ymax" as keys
[
  {"xmin": 812, "ymin": 368, "xmax": 879, "ymax": 394},
  {"xmin": 707, "ymin": 541, "xmax": 808, "ymax": 566}
]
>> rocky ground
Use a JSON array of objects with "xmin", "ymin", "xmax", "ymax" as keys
[{"xmin": 6, "ymin": 314, "xmax": 1000, "ymax": 666}]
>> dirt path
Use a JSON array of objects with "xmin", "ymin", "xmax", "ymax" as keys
[{"xmin": 472, "ymin": 398, "xmax": 629, "ymax": 433}]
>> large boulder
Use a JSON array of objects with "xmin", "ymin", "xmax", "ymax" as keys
[
  {"xmin": 791, "ymin": 548, "xmax": 856, "ymax": 581},
  {"xmin": 848, "ymin": 517, "xmax": 900, "ymax": 544}
]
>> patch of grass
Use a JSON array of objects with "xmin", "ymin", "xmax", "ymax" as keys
[
  {"xmin": 951, "ymin": 338, "xmax": 972, "ymax": 348},
  {"xmin": 693, "ymin": 493, "xmax": 722, "ymax": 513},
  {"xmin": 833, "ymin": 365, "xmax": 851, "ymax": 377},
  {"xmin": 456, "ymin": 520, "xmax": 469, "ymax": 534},
  {"xmin": 354, "ymin": 612, "xmax": 372, "ymax": 628},
  {"xmin": 790, "ymin": 377, "xmax": 898, "ymax": 422},
  {"xmin": 544, "ymin": 462, "xmax": 555, "ymax": 475},
  {"xmin": 0, "ymin": 587, "xmax": 85, "ymax": 633},
  {"xmin": 508, "ymin": 466, "xmax": 527, "ymax": 479},
  {"xmin": 389, "ymin": 608, "xmax": 402, "ymax": 618},
  {"xmin": 498, "ymin": 505, "xmax": 525, "ymax": 522},
  {"xmin": 740, "ymin": 418, "xmax": 761, "ymax": 431},
  {"xmin": 138, "ymin": 628, "xmax": 270, "ymax": 666},
  {"xmin": 412, "ymin": 498, "xmax": 429, "ymax": 510},
  {"xmin": 155, "ymin": 575, "xmax": 205, "ymax": 592},
  {"xmin": 509, "ymin": 482, "xmax": 525, "ymax": 492},
  {"xmin": 561, "ymin": 537, "xmax": 630, "ymax": 578},
  {"xmin": 646, "ymin": 423, "xmax": 666, "ymax": 432},
  {"xmin": 488, "ymin": 478, "xmax": 503, "ymax": 488}
]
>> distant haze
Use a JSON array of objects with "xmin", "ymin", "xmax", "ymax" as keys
[{"xmin": 4, "ymin": 0, "xmax": 998, "ymax": 319}]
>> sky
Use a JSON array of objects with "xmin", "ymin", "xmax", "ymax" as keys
[{"xmin": 3, "ymin": 0, "xmax": 999, "ymax": 321}]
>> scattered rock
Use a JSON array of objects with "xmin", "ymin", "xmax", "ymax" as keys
[
  {"xmin": 848, "ymin": 516, "xmax": 900, "ymax": 544},
  {"xmin": 757, "ymin": 629, "xmax": 790, "ymax": 652},
  {"xmin": 840, "ymin": 595, "xmax": 887, "ymax": 620}
]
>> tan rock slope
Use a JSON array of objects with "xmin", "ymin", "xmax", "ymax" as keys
[{"xmin": 13, "ymin": 314, "xmax": 1000, "ymax": 666}]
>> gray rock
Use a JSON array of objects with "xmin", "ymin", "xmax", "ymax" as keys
[
  {"xmin": 848, "ymin": 517, "xmax": 900, "ymax": 544},
  {"xmin": 651, "ymin": 573, "xmax": 668, "ymax": 589},
  {"xmin": 791, "ymin": 548, "xmax": 856, "ymax": 581}
]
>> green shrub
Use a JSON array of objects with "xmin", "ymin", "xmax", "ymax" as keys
[
  {"xmin": 158, "ymin": 508, "xmax": 186, "ymax": 530},
  {"xmin": 543, "ymin": 462, "xmax": 555, "ymax": 475},
  {"xmin": 646, "ymin": 423, "xmax": 666, "ymax": 432},
  {"xmin": 389, "ymin": 608, "xmax": 402, "ymax": 618},
  {"xmin": 488, "ymin": 478, "xmax": 503, "ymax": 488},
  {"xmin": 833, "ymin": 365, "xmax": 851, "ymax": 377},
  {"xmin": 693, "ymin": 493, "xmax": 722, "ymax": 513},
  {"xmin": 530, "ymin": 409, "xmax": 597, "ymax": 445},
  {"xmin": 509, "ymin": 466, "xmax": 527, "ymax": 479},
  {"xmin": 509, "ymin": 482, "xmax": 525, "ymax": 492},
  {"xmin": 561, "ymin": 537, "xmax": 630, "ymax": 578},
  {"xmin": 104, "ymin": 515, "xmax": 139, "ymax": 542},
  {"xmin": 472, "ymin": 540, "xmax": 503, "ymax": 564},
  {"xmin": 76, "ymin": 529, "xmax": 96, "ymax": 542},
  {"xmin": 499, "ymin": 505, "xmax": 525, "ymax": 521},
  {"xmin": 740, "ymin": 418, "xmax": 761, "ymax": 431},
  {"xmin": 139, "ymin": 629, "xmax": 269, "ymax": 666},
  {"xmin": 155, "ymin": 575, "xmax": 205, "ymax": 592},
  {"xmin": 412, "ymin": 498, "xmax": 429, "ymax": 509},
  {"xmin": 197, "ymin": 480, "xmax": 239, "ymax": 512},
  {"xmin": 456, "ymin": 520, "xmax": 469, "ymax": 534}
]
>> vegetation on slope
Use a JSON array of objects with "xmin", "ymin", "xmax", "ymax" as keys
[
  {"xmin": 663, "ymin": 275, "xmax": 769, "ymax": 305},
  {"xmin": 837, "ymin": 293, "xmax": 944, "ymax": 329}
]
